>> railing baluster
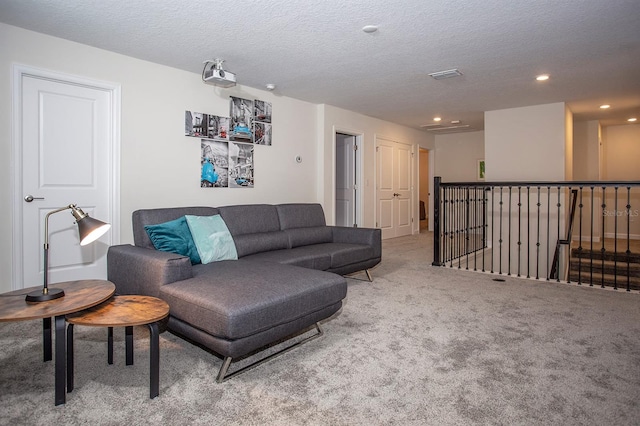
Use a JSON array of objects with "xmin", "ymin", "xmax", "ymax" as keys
[
  {"xmin": 556, "ymin": 186, "xmax": 561, "ymax": 282},
  {"xmin": 527, "ymin": 186, "xmax": 531, "ymax": 279},
  {"xmin": 491, "ymin": 186, "xmax": 495, "ymax": 274},
  {"xmin": 590, "ymin": 186, "xmax": 594, "ymax": 287},
  {"xmin": 472, "ymin": 186, "xmax": 477, "ymax": 271},
  {"xmin": 448, "ymin": 186, "xmax": 453, "ymax": 267},
  {"xmin": 546, "ymin": 186, "xmax": 551, "ymax": 281},
  {"xmin": 517, "ymin": 187, "xmax": 522, "ymax": 277},
  {"xmin": 601, "ymin": 186, "xmax": 606, "ymax": 288},
  {"xmin": 465, "ymin": 187, "xmax": 470, "ymax": 270},
  {"xmin": 508, "ymin": 186, "xmax": 512, "ymax": 276},
  {"xmin": 614, "ymin": 187, "xmax": 619, "ymax": 290},
  {"xmin": 536, "ymin": 187, "xmax": 541, "ymax": 280},
  {"xmin": 626, "ymin": 187, "xmax": 631, "ymax": 292},
  {"xmin": 499, "ymin": 186, "xmax": 504, "ymax": 275},
  {"xmin": 578, "ymin": 187, "xmax": 583, "ymax": 285},
  {"xmin": 567, "ymin": 187, "xmax": 573, "ymax": 284}
]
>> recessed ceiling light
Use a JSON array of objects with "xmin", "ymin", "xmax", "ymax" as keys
[
  {"xmin": 362, "ymin": 25, "xmax": 378, "ymax": 33},
  {"xmin": 266, "ymin": 84, "xmax": 276, "ymax": 91},
  {"xmin": 433, "ymin": 117, "xmax": 442, "ymax": 122},
  {"xmin": 628, "ymin": 118, "xmax": 637, "ymax": 122},
  {"xmin": 451, "ymin": 120, "xmax": 460, "ymax": 124},
  {"xmin": 600, "ymin": 104, "xmax": 611, "ymax": 109},
  {"xmin": 536, "ymin": 74, "xmax": 550, "ymax": 81}
]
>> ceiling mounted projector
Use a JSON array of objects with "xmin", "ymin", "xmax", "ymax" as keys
[{"xmin": 202, "ymin": 58, "xmax": 236, "ymax": 88}]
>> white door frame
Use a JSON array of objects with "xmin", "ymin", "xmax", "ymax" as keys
[
  {"xmin": 11, "ymin": 64, "xmax": 121, "ymax": 290},
  {"xmin": 333, "ymin": 127, "xmax": 363, "ymax": 227}
]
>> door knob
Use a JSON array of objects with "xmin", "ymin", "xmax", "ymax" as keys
[{"xmin": 24, "ymin": 195, "xmax": 44, "ymax": 202}]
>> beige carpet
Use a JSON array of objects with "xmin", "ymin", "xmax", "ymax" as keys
[{"xmin": 1, "ymin": 232, "xmax": 639, "ymax": 425}]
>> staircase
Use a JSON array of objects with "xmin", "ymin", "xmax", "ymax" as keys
[{"xmin": 569, "ymin": 242, "xmax": 640, "ymax": 291}]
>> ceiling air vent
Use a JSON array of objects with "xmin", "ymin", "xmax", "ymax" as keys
[
  {"xmin": 425, "ymin": 125, "xmax": 471, "ymax": 131},
  {"xmin": 428, "ymin": 69, "xmax": 463, "ymax": 80}
]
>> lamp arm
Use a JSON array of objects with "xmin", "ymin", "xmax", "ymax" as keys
[
  {"xmin": 42, "ymin": 204, "xmax": 75, "ymax": 291},
  {"xmin": 43, "ymin": 205, "xmax": 76, "ymax": 248}
]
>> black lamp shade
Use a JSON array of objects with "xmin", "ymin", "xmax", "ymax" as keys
[{"xmin": 77, "ymin": 215, "xmax": 111, "ymax": 246}]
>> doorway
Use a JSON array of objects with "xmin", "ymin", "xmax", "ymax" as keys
[
  {"xmin": 419, "ymin": 149, "xmax": 429, "ymax": 231},
  {"xmin": 376, "ymin": 137, "xmax": 413, "ymax": 239},
  {"xmin": 12, "ymin": 65, "xmax": 120, "ymax": 290},
  {"xmin": 335, "ymin": 132, "xmax": 360, "ymax": 227}
]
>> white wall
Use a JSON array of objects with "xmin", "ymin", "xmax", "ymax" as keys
[
  {"xmin": 318, "ymin": 104, "xmax": 433, "ymax": 230},
  {"xmin": 484, "ymin": 103, "xmax": 572, "ymax": 277},
  {"xmin": 0, "ymin": 23, "xmax": 317, "ymax": 291},
  {"xmin": 485, "ymin": 102, "xmax": 569, "ymax": 181},
  {"xmin": 573, "ymin": 120, "xmax": 601, "ymax": 181},
  {"xmin": 601, "ymin": 124, "xmax": 640, "ymax": 239},
  {"xmin": 0, "ymin": 23, "xmax": 431, "ymax": 291},
  {"xmin": 433, "ymin": 131, "xmax": 484, "ymax": 182},
  {"xmin": 602, "ymin": 124, "xmax": 640, "ymax": 180}
]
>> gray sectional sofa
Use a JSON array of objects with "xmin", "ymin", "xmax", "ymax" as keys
[{"xmin": 107, "ymin": 203, "xmax": 381, "ymax": 381}]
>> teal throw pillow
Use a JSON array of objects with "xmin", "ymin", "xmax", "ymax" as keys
[
  {"xmin": 144, "ymin": 216, "xmax": 201, "ymax": 264},
  {"xmin": 185, "ymin": 214, "xmax": 238, "ymax": 264}
]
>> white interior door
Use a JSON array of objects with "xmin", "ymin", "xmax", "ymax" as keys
[
  {"xmin": 14, "ymin": 67, "xmax": 119, "ymax": 289},
  {"xmin": 376, "ymin": 138, "xmax": 413, "ymax": 239},
  {"xmin": 336, "ymin": 133, "xmax": 356, "ymax": 227}
]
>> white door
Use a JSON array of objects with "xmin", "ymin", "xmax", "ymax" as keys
[
  {"xmin": 336, "ymin": 133, "xmax": 356, "ymax": 227},
  {"xmin": 13, "ymin": 67, "xmax": 119, "ymax": 290},
  {"xmin": 376, "ymin": 138, "xmax": 413, "ymax": 239}
]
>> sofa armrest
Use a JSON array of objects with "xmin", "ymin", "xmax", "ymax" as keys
[
  {"xmin": 107, "ymin": 244, "xmax": 193, "ymax": 298},
  {"xmin": 330, "ymin": 226, "xmax": 382, "ymax": 259}
]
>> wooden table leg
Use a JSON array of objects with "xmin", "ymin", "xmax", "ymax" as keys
[
  {"xmin": 54, "ymin": 315, "xmax": 66, "ymax": 406},
  {"xmin": 147, "ymin": 322, "xmax": 160, "ymax": 399},
  {"xmin": 43, "ymin": 317, "xmax": 52, "ymax": 362},
  {"xmin": 125, "ymin": 326, "xmax": 134, "ymax": 366},
  {"xmin": 108, "ymin": 327, "xmax": 114, "ymax": 364},
  {"xmin": 67, "ymin": 323, "xmax": 74, "ymax": 393}
]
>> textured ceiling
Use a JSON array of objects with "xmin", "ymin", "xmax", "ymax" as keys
[{"xmin": 1, "ymin": 0, "xmax": 639, "ymax": 132}]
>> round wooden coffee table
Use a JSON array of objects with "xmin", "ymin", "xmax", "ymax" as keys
[
  {"xmin": 0, "ymin": 280, "xmax": 115, "ymax": 406},
  {"xmin": 65, "ymin": 295, "xmax": 170, "ymax": 399}
]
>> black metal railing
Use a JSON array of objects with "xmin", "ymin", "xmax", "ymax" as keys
[{"xmin": 432, "ymin": 177, "xmax": 640, "ymax": 292}]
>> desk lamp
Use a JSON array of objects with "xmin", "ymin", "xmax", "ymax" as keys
[{"xmin": 25, "ymin": 204, "xmax": 111, "ymax": 303}]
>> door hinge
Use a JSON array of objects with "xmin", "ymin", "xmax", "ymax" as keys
[
  {"xmin": 354, "ymin": 144, "xmax": 358, "ymax": 151},
  {"xmin": 376, "ymin": 146, "xmax": 379, "ymax": 152}
]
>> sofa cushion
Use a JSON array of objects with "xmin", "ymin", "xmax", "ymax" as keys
[
  {"xmin": 218, "ymin": 204, "xmax": 282, "ymax": 235},
  {"xmin": 217, "ymin": 204, "xmax": 289, "ymax": 257},
  {"xmin": 159, "ymin": 259, "xmax": 347, "ymax": 340},
  {"xmin": 282, "ymin": 242, "xmax": 373, "ymax": 268},
  {"xmin": 277, "ymin": 203, "xmax": 333, "ymax": 247},
  {"xmin": 242, "ymin": 246, "xmax": 332, "ymax": 270},
  {"xmin": 133, "ymin": 207, "xmax": 219, "ymax": 249},
  {"xmin": 230, "ymin": 232, "xmax": 290, "ymax": 258},
  {"xmin": 185, "ymin": 215, "xmax": 237, "ymax": 263},
  {"xmin": 276, "ymin": 203, "xmax": 327, "ymax": 229},
  {"xmin": 284, "ymin": 227, "xmax": 333, "ymax": 248},
  {"xmin": 324, "ymin": 243, "xmax": 375, "ymax": 268},
  {"xmin": 144, "ymin": 216, "xmax": 201, "ymax": 265}
]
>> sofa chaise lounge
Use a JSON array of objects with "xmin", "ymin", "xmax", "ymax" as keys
[{"xmin": 107, "ymin": 203, "xmax": 381, "ymax": 381}]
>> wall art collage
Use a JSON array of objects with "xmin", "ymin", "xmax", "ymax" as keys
[{"xmin": 185, "ymin": 96, "xmax": 272, "ymax": 188}]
